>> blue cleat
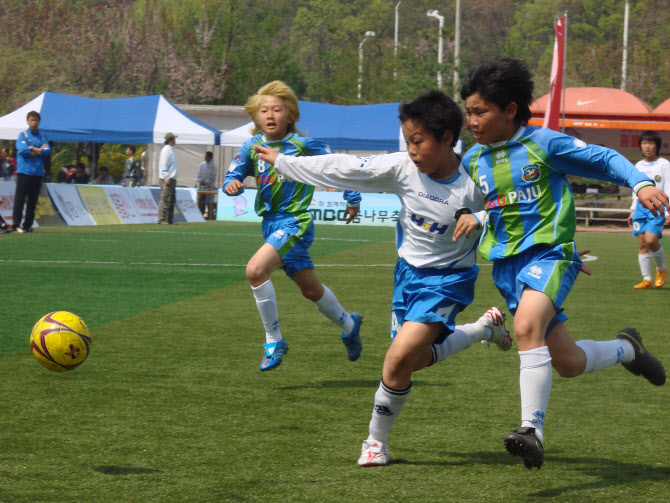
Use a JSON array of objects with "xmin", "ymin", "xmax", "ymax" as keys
[
  {"xmin": 260, "ymin": 339, "xmax": 288, "ymax": 371},
  {"xmin": 341, "ymin": 313, "xmax": 363, "ymax": 361}
]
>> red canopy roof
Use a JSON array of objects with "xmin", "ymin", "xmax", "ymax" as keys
[
  {"xmin": 653, "ymin": 98, "xmax": 670, "ymax": 115},
  {"xmin": 531, "ymin": 87, "xmax": 653, "ymax": 115}
]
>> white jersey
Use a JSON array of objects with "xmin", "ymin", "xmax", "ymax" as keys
[
  {"xmin": 274, "ymin": 151, "xmax": 484, "ymax": 269},
  {"xmin": 631, "ymin": 157, "xmax": 670, "ymax": 210}
]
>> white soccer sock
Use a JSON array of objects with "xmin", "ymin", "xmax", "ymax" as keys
[
  {"xmin": 251, "ymin": 280, "xmax": 282, "ymax": 343},
  {"xmin": 368, "ymin": 381, "xmax": 411, "ymax": 442},
  {"xmin": 650, "ymin": 247, "xmax": 666, "ymax": 271},
  {"xmin": 519, "ymin": 346, "xmax": 552, "ymax": 444},
  {"xmin": 576, "ymin": 339, "xmax": 635, "ymax": 373},
  {"xmin": 313, "ymin": 285, "xmax": 354, "ymax": 334},
  {"xmin": 431, "ymin": 323, "xmax": 479, "ymax": 364},
  {"xmin": 638, "ymin": 253, "xmax": 653, "ymax": 281}
]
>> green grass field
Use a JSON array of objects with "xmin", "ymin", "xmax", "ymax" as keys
[{"xmin": 1, "ymin": 222, "xmax": 669, "ymax": 502}]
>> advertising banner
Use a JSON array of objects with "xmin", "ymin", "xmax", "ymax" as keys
[
  {"xmin": 176, "ymin": 188, "xmax": 205, "ymax": 223},
  {"xmin": 128, "ymin": 187, "xmax": 159, "ymax": 222},
  {"xmin": 77, "ymin": 185, "xmax": 122, "ymax": 225},
  {"xmin": 47, "ymin": 183, "xmax": 96, "ymax": 225},
  {"xmin": 216, "ymin": 188, "xmax": 400, "ymax": 227}
]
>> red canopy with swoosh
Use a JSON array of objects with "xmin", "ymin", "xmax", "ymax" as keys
[{"xmin": 529, "ymin": 87, "xmax": 669, "ymax": 159}]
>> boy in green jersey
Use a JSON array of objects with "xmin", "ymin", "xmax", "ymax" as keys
[
  {"xmin": 224, "ymin": 81, "xmax": 363, "ymax": 371},
  {"xmin": 455, "ymin": 58, "xmax": 668, "ymax": 469}
]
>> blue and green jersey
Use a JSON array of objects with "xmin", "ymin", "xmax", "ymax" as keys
[
  {"xmin": 224, "ymin": 132, "xmax": 361, "ymax": 217},
  {"xmin": 463, "ymin": 126, "xmax": 653, "ymax": 261}
]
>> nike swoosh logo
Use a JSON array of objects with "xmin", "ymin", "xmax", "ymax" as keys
[{"xmin": 576, "ymin": 99, "xmax": 597, "ymax": 106}]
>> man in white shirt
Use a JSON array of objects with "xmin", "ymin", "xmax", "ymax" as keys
[
  {"xmin": 197, "ymin": 151, "xmax": 217, "ymax": 219},
  {"xmin": 158, "ymin": 132, "xmax": 177, "ymax": 224}
]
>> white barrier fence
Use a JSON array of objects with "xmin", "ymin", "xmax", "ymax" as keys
[{"xmin": 0, "ymin": 181, "xmax": 204, "ymax": 228}]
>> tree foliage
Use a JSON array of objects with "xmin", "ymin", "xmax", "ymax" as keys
[{"xmin": 0, "ymin": 0, "xmax": 666, "ymax": 114}]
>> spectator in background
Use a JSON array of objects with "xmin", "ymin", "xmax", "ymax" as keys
[
  {"xmin": 197, "ymin": 150, "xmax": 217, "ymax": 218},
  {"xmin": 12, "ymin": 110, "xmax": 50, "ymax": 233},
  {"xmin": 0, "ymin": 147, "xmax": 15, "ymax": 181},
  {"xmin": 157, "ymin": 132, "xmax": 177, "ymax": 224},
  {"xmin": 121, "ymin": 145, "xmax": 142, "ymax": 187},
  {"xmin": 91, "ymin": 166, "xmax": 115, "ymax": 185},
  {"xmin": 68, "ymin": 162, "xmax": 90, "ymax": 184}
]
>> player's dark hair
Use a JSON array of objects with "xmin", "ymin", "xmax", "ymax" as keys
[
  {"xmin": 639, "ymin": 130, "xmax": 662, "ymax": 156},
  {"xmin": 398, "ymin": 90, "xmax": 463, "ymax": 147},
  {"xmin": 126, "ymin": 145, "xmax": 136, "ymax": 154},
  {"xmin": 460, "ymin": 58, "xmax": 534, "ymax": 125},
  {"xmin": 26, "ymin": 110, "xmax": 41, "ymax": 121}
]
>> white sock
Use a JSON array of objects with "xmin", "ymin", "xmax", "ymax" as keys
[
  {"xmin": 313, "ymin": 285, "xmax": 354, "ymax": 334},
  {"xmin": 368, "ymin": 381, "xmax": 411, "ymax": 442},
  {"xmin": 638, "ymin": 253, "xmax": 653, "ymax": 281},
  {"xmin": 576, "ymin": 339, "xmax": 635, "ymax": 373},
  {"xmin": 650, "ymin": 247, "xmax": 666, "ymax": 271},
  {"xmin": 519, "ymin": 346, "xmax": 552, "ymax": 444},
  {"xmin": 251, "ymin": 280, "xmax": 282, "ymax": 343},
  {"xmin": 431, "ymin": 323, "xmax": 480, "ymax": 364}
]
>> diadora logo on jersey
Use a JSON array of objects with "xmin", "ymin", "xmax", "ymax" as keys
[
  {"xmin": 521, "ymin": 163, "xmax": 541, "ymax": 182},
  {"xmin": 272, "ymin": 230, "xmax": 285, "ymax": 239},
  {"xmin": 410, "ymin": 214, "xmax": 449, "ymax": 235},
  {"xmin": 494, "ymin": 150, "xmax": 508, "ymax": 165},
  {"xmin": 527, "ymin": 265, "xmax": 543, "ymax": 279},
  {"xmin": 574, "ymin": 138, "xmax": 587, "ymax": 148},
  {"xmin": 418, "ymin": 192, "xmax": 449, "ymax": 205}
]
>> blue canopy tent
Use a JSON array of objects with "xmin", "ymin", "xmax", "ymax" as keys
[
  {"xmin": 0, "ymin": 92, "xmax": 221, "ymax": 145},
  {"xmin": 220, "ymin": 100, "xmax": 404, "ymax": 151}
]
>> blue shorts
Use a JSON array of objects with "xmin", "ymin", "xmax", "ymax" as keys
[
  {"xmin": 632, "ymin": 208, "xmax": 665, "ymax": 238},
  {"xmin": 390, "ymin": 258, "xmax": 478, "ymax": 343},
  {"xmin": 262, "ymin": 212, "xmax": 315, "ymax": 279},
  {"xmin": 492, "ymin": 242, "xmax": 582, "ymax": 329}
]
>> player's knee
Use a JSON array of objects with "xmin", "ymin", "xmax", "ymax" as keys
[
  {"xmin": 299, "ymin": 284, "xmax": 322, "ymax": 302},
  {"xmin": 245, "ymin": 262, "xmax": 266, "ymax": 284}
]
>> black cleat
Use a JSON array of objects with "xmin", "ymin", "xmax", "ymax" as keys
[
  {"xmin": 617, "ymin": 328, "xmax": 666, "ymax": 386},
  {"xmin": 504, "ymin": 427, "xmax": 544, "ymax": 469}
]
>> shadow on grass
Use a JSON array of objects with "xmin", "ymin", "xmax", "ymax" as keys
[
  {"xmin": 95, "ymin": 466, "xmax": 162, "ymax": 475},
  {"xmin": 428, "ymin": 450, "xmax": 670, "ymax": 497},
  {"xmin": 277, "ymin": 379, "xmax": 451, "ymax": 390}
]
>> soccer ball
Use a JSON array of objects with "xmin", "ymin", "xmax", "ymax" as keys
[{"xmin": 30, "ymin": 311, "xmax": 92, "ymax": 372}]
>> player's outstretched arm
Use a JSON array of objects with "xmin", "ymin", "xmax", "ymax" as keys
[
  {"xmin": 254, "ymin": 145, "xmax": 279, "ymax": 165},
  {"xmin": 637, "ymin": 185, "xmax": 669, "ymax": 217}
]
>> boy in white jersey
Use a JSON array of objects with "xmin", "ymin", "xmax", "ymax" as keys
[
  {"xmin": 628, "ymin": 130, "xmax": 670, "ymax": 289},
  {"xmin": 224, "ymin": 81, "xmax": 363, "ymax": 371},
  {"xmin": 455, "ymin": 58, "xmax": 668, "ymax": 469},
  {"xmin": 255, "ymin": 91, "xmax": 512, "ymax": 467}
]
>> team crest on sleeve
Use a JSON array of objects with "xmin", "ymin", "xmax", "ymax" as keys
[
  {"xmin": 573, "ymin": 139, "xmax": 587, "ymax": 148},
  {"xmin": 521, "ymin": 163, "xmax": 541, "ymax": 183}
]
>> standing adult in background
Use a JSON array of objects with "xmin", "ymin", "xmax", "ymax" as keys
[
  {"xmin": 12, "ymin": 111, "xmax": 50, "ymax": 233},
  {"xmin": 158, "ymin": 132, "xmax": 177, "ymax": 224},
  {"xmin": 121, "ymin": 145, "xmax": 142, "ymax": 187},
  {"xmin": 0, "ymin": 147, "xmax": 15, "ymax": 181},
  {"xmin": 196, "ymin": 150, "xmax": 217, "ymax": 218}
]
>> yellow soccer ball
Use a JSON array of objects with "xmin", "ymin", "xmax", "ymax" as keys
[{"xmin": 30, "ymin": 311, "xmax": 92, "ymax": 372}]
